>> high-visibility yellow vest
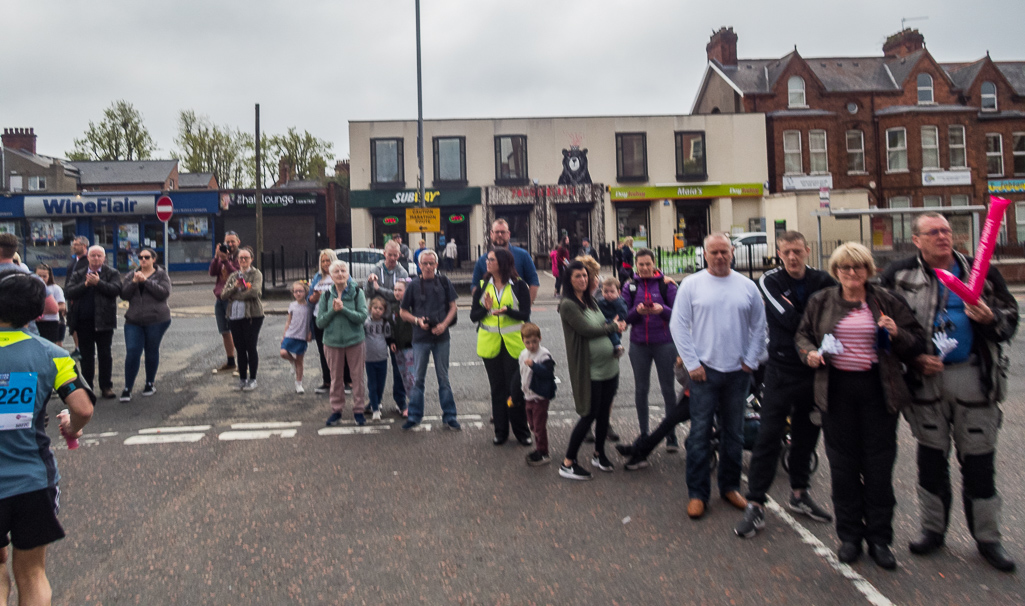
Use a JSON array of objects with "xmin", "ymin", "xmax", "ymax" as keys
[{"xmin": 476, "ymin": 278, "xmax": 525, "ymax": 359}]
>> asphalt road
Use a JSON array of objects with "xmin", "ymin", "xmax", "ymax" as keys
[{"xmin": 19, "ymin": 285, "xmax": 1025, "ymax": 604}]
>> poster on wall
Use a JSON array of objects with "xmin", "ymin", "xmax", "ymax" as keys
[
  {"xmin": 118, "ymin": 223, "xmax": 140, "ymax": 251},
  {"xmin": 0, "ymin": 222, "xmax": 17, "ymax": 235},
  {"xmin": 179, "ymin": 216, "xmax": 209, "ymax": 237},
  {"xmin": 30, "ymin": 220, "xmax": 63, "ymax": 244}
]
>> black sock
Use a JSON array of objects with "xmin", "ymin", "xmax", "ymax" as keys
[{"xmin": 228, "ymin": 356, "xmax": 235, "ymax": 365}]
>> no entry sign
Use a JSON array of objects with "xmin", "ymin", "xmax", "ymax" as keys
[{"xmin": 156, "ymin": 196, "xmax": 174, "ymax": 222}]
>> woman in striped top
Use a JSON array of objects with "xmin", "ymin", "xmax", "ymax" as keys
[{"xmin": 795, "ymin": 243, "xmax": 924, "ymax": 571}]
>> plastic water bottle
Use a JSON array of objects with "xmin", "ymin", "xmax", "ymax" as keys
[{"xmin": 57, "ymin": 409, "xmax": 79, "ymax": 450}]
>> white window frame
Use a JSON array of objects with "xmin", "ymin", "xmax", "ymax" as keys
[
  {"xmin": 949, "ymin": 125, "xmax": 967, "ymax": 169},
  {"xmin": 889, "ymin": 196, "xmax": 912, "ymax": 242},
  {"xmin": 1012, "ymin": 132, "xmax": 1025, "ymax": 176},
  {"xmin": 788, "ymin": 76, "xmax": 806, "ymax": 108},
  {"xmin": 846, "ymin": 130, "xmax": 866, "ymax": 173},
  {"xmin": 921, "ymin": 126, "xmax": 940, "ymax": 169},
  {"xmin": 886, "ymin": 127, "xmax": 908, "ymax": 173},
  {"xmin": 1016, "ymin": 202, "xmax": 1025, "ymax": 244},
  {"xmin": 27, "ymin": 176, "xmax": 46, "ymax": 191},
  {"xmin": 809, "ymin": 130, "xmax": 828, "ymax": 174},
  {"xmin": 917, "ymin": 73, "xmax": 934, "ymax": 104},
  {"xmin": 950, "ymin": 195, "xmax": 970, "ymax": 207},
  {"xmin": 986, "ymin": 133, "xmax": 1004, "ymax": 177},
  {"xmin": 783, "ymin": 130, "xmax": 802, "ymax": 174},
  {"xmin": 922, "ymin": 195, "xmax": 942, "ymax": 207},
  {"xmin": 981, "ymin": 81, "xmax": 998, "ymax": 112}
]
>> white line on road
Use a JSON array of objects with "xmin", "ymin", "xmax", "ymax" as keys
[
  {"xmin": 219, "ymin": 429, "xmax": 298, "ymax": 440},
  {"xmin": 83, "ymin": 431, "xmax": 119, "ymax": 438},
  {"xmin": 138, "ymin": 425, "xmax": 212, "ymax": 434},
  {"xmin": 422, "ymin": 414, "xmax": 482, "ymax": 421},
  {"xmin": 318, "ymin": 426, "xmax": 392, "ymax": 436},
  {"xmin": 124, "ymin": 433, "xmax": 206, "ymax": 445},
  {"xmin": 230, "ymin": 422, "xmax": 302, "ymax": 430}
]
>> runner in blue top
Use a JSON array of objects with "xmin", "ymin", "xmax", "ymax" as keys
[
  {"xmin": 0, "ymin": 269, "xmax": 94, "ymax": 604},
  {"xmin": 472, "ymin": 219, "xmax": 540, "ymax": 303}
]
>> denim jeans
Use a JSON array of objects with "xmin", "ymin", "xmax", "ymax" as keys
[
  {"xmin": 123, "ymin": 320, "xmax": 172, "ymax": 391},
  {"xmin": 407, "ymin": 339, "xmax": 457, "ymax": 424},
  {"xmin": 366, "ymin": 359, "xmax": 389, "ymax": 412},
  {"xmin": 685, "ymin": 367, "xmax": 751, "ymax": 502}
]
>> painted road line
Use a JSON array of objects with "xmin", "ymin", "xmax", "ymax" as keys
[
  {"xmin": 230, "ymin": 422, "xmax": 302, "ymax": 430},
  {"xmin": 125, "ymin": 433, "xmax": 206, "ymax": 445},
  {"xmin": 422, "ymin": 414, "xmax": 483, "ymax": 421},
  {"xmin": 138, "ymin": 425, "xmax": 212, "ymax": 434},
  {"xmin": 319, "ymin": 426, "xmax": 392, "ymax": 436},
  {"xmin": 219, "ymin": 429, "xmax": 298, "ymax": 441},
  {"xmin": 83, "ymin": 431, "xmax": 119, "ymax": 438}
]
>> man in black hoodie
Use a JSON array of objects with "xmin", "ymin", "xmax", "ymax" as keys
[{"xmin": 735, "ymin": 231, "xmax": 836, "ymax": 538}]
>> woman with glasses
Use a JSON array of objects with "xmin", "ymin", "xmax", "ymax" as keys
[
  {"xmin": 118, "ymin": 247, "xmax": 172, "ymax": 402},
  {"xmin": 34, "ymin": 264, "xmax": 67, "ymax": 344},
  {"xmin": 796, "ymin": 243, "xmax": 924, "ymax": 570},
  {"xmin": 221, "ymin": 247, "xmax": 264, "ymax": 391}
]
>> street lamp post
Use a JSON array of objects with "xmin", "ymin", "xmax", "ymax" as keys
[{"xmin": 415, "ymin": 0, "xmax": 425, "ymax": 212}]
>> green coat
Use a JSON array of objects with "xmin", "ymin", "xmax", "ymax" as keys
[
  {"xmin": 316, "ymin": 278, "xmax": 368, "ymax": 348},
  {"xmin": 558, "ymin": 298, "xmax": 618, "ymax": 416}
]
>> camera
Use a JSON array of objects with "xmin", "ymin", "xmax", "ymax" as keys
[{"xmin": 219, "ymin": 243, "xmax": 229, "ymax": 254}]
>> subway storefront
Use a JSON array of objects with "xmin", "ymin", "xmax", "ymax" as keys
[{"xmin": 0, "ymin": 191, "xmax": 219, "ymax": 274}]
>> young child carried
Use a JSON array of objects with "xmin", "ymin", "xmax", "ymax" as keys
[
  {"xmin": 280, "ymin": 281, "xmax": 313, "ymax": 394},
  {"xmin": 597, "ymin": 276, "xmax": 628, "ymax": 357},
  {"xmin": 518, "ymin": 322, "xmax": 557, "ymax": 466}
]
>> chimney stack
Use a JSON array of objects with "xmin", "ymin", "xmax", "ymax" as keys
[
  {"xmin": 706, "ymin": 27, "xmax": 738, "ymax": 67},
  {"xmin": 2, "ymin": 128, "xmax": 37, "ymax": 154},
  {"xmin": 277, "ymin": 157, "xmax": 294, "ymax": 186},
  {"xmin": 335, "ymin": 159, "xmax": 350, "ymax": 178},
  {"xmin": 883, "ymin": 29, "xmax": 925, "ymax": 58}
]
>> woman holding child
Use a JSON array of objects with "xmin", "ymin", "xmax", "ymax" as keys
[
  {"xmin": 558, "ymin": 260, "xmax": 626, "ymax": 481},
  {"xmin": 470, "ymin": 247, "xmax": 533, "ymax": 446}
]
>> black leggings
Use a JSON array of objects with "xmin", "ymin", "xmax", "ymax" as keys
[
  {"xmin": 565, "ymin": 375, "xmax": 619, "ymax": 462},
  {"xmin": 482, "ymin": 342, "xmax": 530, "ymax": 442},
  {"xmin": 312, "ymin": 323, "xmax": 332, "ymax": 385},
  {"xmin": 229, "ymin": 317, "xmax": 264, "ymax": 381}
]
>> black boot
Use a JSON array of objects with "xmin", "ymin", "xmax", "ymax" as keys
[
  {"xmin": 837, "ymin": 541, "xmax": 862, "ymax": 563},
  {"xmin": 868, "ymin": 543, "xmax": 897, "ymax": 570},
  {"xmin": 978, "ymin": 542, "xmax": 1016, "ymax": 572},
  {"xmin": 908, "ymin": 530, "xmax": 945, "ymax": 555}
]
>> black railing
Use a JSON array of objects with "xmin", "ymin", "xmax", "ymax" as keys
[{"xmin": 260, "ymin": 247, "xmax": 313, "ymax": 288}]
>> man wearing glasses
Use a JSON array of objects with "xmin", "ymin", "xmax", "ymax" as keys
[
  {"xmin": 209, "ymin": 231, "xmax": 241, "ymax": 374},
  {"xmin": 880, "ymin": 212, "xmax": 1018, "ymax": 572},
  {"xmin": 471, "ymin": 219, "xmax": 539, "ymax": 303}
]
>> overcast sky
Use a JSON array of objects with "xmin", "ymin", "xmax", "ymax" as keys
[{"xmin": 3, "ymin": 0, "xmax": 1022, "ymax": 168}]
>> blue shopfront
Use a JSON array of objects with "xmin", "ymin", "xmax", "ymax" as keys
[{"xmin": 0, "ymin": 191, "xmax": 219, "ymax": 274}]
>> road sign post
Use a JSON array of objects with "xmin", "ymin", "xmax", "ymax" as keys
[{"xmin": 156, "ymin": 196, "xmax": 173, "ymax": 263}]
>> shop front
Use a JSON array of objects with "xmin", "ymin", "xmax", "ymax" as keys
[
  {"xmin": 2, "ymin": 191, "xmax": 219, "ymax": 274},
  {"xmin": 610, "ymin": 183, "xmax": 764, "ymax": 250},
  {"xmin": 219, "ymin": 190, "xmax": 330, "ymax": 267},
  {"xmin": 483, "ymin": 184, "xmax": 605, "ymax": 263},
  {"xmin": 350, "ymin": 188, "xmax": 481, "ymax": 261}
]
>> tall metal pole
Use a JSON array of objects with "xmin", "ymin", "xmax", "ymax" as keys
[
  {"xmin": 416, "ymin": 0, "xmax": 425, "ymax": 211},
  {"xmin": 255, "ymin": 103, "xmax": 263, "ymax": 266}
]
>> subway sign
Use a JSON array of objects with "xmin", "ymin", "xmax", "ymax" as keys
[{"xmin": 24, "ymin": 195, "xmax": 156, "ymax": 217}]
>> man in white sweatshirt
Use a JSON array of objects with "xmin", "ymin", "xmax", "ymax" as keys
[{"xmin": 670, "ymin": 233, "xmax": 766, "ymax": 520}]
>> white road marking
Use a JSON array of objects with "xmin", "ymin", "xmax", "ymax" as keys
[
  {"xmin": 219, "ymin": 429, "xmax": 298, "ymax": 440},
  {"xmin": 83, "ymin": 431, "xmax": 119, "ymax": 438},
  {"xmin": 125, "ymin": 433, "xmax": 206, "ymax": 445},
  {"xmin": 138, "ymin": 425, "xmax": 212, "ymax": 434},
  {"xmin": 319, "ymin": 426, "xmax": 392, "ymax": 436},
  {"xmin": 422, "ymin": 414, "xmax": 482, "ymax": 421},
  {"xmin": 230, "ymin": 422, "xmax": 302, "ymax": 430}
]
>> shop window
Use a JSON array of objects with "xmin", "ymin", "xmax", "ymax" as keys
[
  {"xmin": 25, "ymin": 219, "xmax": 76, "ymax": 269},
  {"xmin": 950, "ymin": 195, "xmax": 970, "ymax": 207},
  {"xmin": 917, "ymin": 73, "xmax": 934, "ymax": 104},
  {"xmin": 981, "ymin": 81, "xmax": 998, "ymax": 112},
  {"xmin": 372, "ymin": 212, "xmax": 407, "ymax": 249},
  {"xmin": 370, "ymin": 138, "xmax": 404, "ymax": 188},
  {"xmin": 1013, "ymin": 133, "xmax": 1025, "ymax": 175},
  {"xmin": 494, "ymin": 135, "xmax": 528, "ymax": 185},
  {"xmin": 809, "ymin": 130, "xmax": 828, "ymax": 174},
  {"xmin": 432, "ymin": 136, "xmax": 466, "ymax": 185},
  {"xmin": 675, "ymin": 131, "xmax": 706, "ymax": 181},
  {"xmin": 1017, "ymin": 202, "xmax": 1025, "ymax": 243},
  {"xmin": 168, "ymin": 216, "xmax": 213, "ymax": 266},
  {"xmin": 998, "ymin": 207, "xmax": 1010, "ymax": 245},
  {"xmin": 949, "ymin": 125, "xmax": 967, "ymax": 169},
  {"xmin": 28, "ymin": 176, "xmax": 46, "ymax": 191},
  {"xmin": 986, "ymin": 133, "xmax": 1003, "ymax": 176},
  {"xmin": 788, "ymin": 76, "xmax": 806, "ymax": 107},
  {"xmin": 886, "ymin": 128, "xmax": 907, "ymax": 172},
  {"xmin": 889, "ymin": 196, "xmax": 912, "ymax": 242},
  {"xmin": 493, "ymin": 207, "xmax": 530, "ymax": 251},
  {"xmin": 846, "ymin": 130, "xmax": 865, "ymax": 173},
  {"xmin": 923, "ymin": 195, "xmax": 942, "ymax": 207},
  {"xmin": 783, "ymin": 130, "xmax": 802, "ymax": 174},
  {"xmin": 921, "ymin": 126, "xmax": 940, "ymax": 169},
  {"xmin": 616, "ymin": 133, "xmax": 647, "ymax": 181},
  {"xmin": 616, "ymin": 205, "xmax": 650, "ymax": 248}
]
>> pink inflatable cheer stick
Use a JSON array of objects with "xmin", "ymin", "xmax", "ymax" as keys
[
  {"xmin": 57, "ymin": 409, "xmax": 79, "ymax": 450},
  {"xmin": 934, "ymin": 196, "xmax": 1011, "ymax": 305}
]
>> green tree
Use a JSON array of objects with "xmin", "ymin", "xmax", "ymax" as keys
[
  {"xmin": 172, "ymin": 110, "xmax": 254, "ymax": 189},
  {"xmin": 67, "ymin": 100, "xmax": 157, "ymax": 161},
  {"xmin": 263, "ymin": 127, "xmax": 334, "ymax": 186}
]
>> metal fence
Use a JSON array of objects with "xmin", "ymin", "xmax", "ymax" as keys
[{"xmin": 259, "ymin": 247, "xmax": 313, "ymax": 288}]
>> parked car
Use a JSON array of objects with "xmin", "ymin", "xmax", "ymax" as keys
[
  {"xmin": 334, "ymin": 247, "xmax": 418, "ymax": 281},
  {"xmin": 693, "ymin": 232, "xmax": 771, "ymax": 271}
]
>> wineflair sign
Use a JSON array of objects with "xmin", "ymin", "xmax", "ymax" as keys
[
  {"xmin": 24, "ymin": 194, "xmax": 155, "ymax": 217},
  {"xmin": 610, "ymin": 183, "xmax": 763, "ymax": 201}
]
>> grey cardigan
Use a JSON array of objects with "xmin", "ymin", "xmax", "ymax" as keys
[{"xmin": 121, "ymin": 268, "xmax": 172, "ymax": 325}]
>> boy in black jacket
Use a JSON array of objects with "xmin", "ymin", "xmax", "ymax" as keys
[{"xmin": 518, "ymin": 323, "xmax": 556, "ymax": 466}]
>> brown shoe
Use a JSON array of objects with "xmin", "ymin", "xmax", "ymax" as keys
[
  {"xmin": 101, "ymin": 388, "xmax": 116, "ymax": 399},
  {"xmin": 687, "ymin": 499, "xmax": 706, "ymax": 519},
  {"xmin": 723, "ymin": 490, "xmax": 747, "ymax": 510}
]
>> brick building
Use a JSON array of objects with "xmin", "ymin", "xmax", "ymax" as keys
[{"xmin": 692, "ymin": 27, "xmax": 1025, "ymax": 252}]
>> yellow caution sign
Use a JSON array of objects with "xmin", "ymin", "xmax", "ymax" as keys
[{"xmin": 406, "ymin": 207, "xmax": 441, "ymax": 233}]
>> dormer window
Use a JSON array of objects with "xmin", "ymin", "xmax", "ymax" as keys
[
  {"xmin": 788, "ymin": 76, "xmax": 806, "ymax": 107},
  {"xmin": 917, "ymin": 73, "xmax": 934, "ymax": 104},
  {"xmin": 981, "ymin": 81, "xmax": 998, "ymax": 111}
]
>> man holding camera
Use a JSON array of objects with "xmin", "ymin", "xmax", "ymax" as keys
[{"xmin": 209, "ymin": 231, "xmax": 241, "ymax": 373}]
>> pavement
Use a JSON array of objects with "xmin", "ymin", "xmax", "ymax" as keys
[{"xmin": 11, "ymin": 269, "xmax": 1025, "ymax": 604}]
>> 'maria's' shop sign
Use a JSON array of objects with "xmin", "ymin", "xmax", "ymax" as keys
[{"xmin": 24, "ymin": 195, "xmax": 155, "ymax": 217}]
